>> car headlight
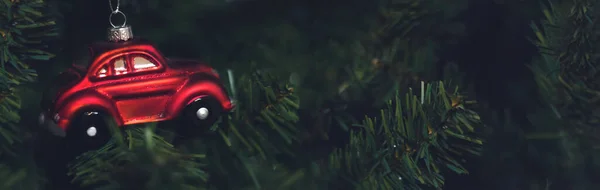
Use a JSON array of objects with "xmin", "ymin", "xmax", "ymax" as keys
[
  {"xmin": 211, "ymin": 69, "xmax": 220, "ymax": 77},
  {"xmin": 38, "ymin": 113, "xmax": 45, "ymax": 125},
  {"xmin": 53, "ymin": 113, "xmax": 60, "ymax": 122}
]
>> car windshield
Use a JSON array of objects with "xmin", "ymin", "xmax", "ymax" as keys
[
  {"xmin": 67, "ymin": 47, "xmax": 92, "ymax": 75},
  {"xmin": 41, "ymin": 48, "xmax": 90, "ymax": 108},
  {"xmin": 41, "ymin": 68, "xmax": 83, "ymax": 110}
]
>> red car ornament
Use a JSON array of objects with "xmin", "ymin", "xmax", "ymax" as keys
[{"xmin": 39, "ymin": 38, "xmax": 234, "ymax": 143}]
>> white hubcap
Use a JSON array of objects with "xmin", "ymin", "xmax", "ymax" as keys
[
  {"xmin": 86, "ymin": 126, "xmax": 97, "ymax": 137},
  {"xmin": 196, "ymin": 107, "xmax": 209, "ymax": 120}
]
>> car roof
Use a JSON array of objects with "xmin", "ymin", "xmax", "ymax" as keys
[{"xmin": 88, "ymin": 38, "xmax": 158, "ymax": 60}]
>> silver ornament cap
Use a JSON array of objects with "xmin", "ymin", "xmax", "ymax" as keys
[
  {"xmin": 107, "ymin": 25, "xmax": 133, "ymax": 42},
  {"xmin": 107, "ymin": 10, "xmax": 132, "ymax": 42}
]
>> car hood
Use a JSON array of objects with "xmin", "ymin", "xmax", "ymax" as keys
[{"xmin": 41, "ymin": 68, "xmax": 83, "ymax": 111}]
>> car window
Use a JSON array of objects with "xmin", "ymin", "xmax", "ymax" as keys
[
  {"xmin": 113, "ymin": 57, "xmax": 128, "ymax": 75},
  {"xmin": 132, "ymin": 56, "xmax": 158, "ymax": 71},
  {"xmin": 97, "ymin": 66, "xmax": 108, "ymax": 78}
]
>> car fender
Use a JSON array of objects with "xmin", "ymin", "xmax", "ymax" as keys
[
  {"xmin": 57, "ymin": 90, "xmax": 122, "ymax": 130},
  {"xmin": 166, "ymin": 73, "xmax": 230, "ymax": 117}
]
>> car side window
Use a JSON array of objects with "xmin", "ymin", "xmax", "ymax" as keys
[
  {"xmin": 113, "ymin": 57, "xmax": 128, "ymax": 75},
  {"xmin": 97, "ymin": 66, "xmax": 108, "ymax": 78},
  {"xmin": 132, "ymin": 56, "xmax": 158, "ymax": 71}
]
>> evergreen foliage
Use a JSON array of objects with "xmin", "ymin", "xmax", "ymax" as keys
[
  {"xmin": 326, "ymin": 82, "xmax": 482, "ymax": 189},
  {"xmin": 69, "ymin": 124, "xmax": 209, "ymax": 190},
  {"xmin": 0, "ymin": 0, "xmax": 56, "ymax": 157},
  {"xmin": 0, "ymin": 0, "xmax": 491, "ymax": 189},
  {"xmin": 0, "ymin": 0, "xmax": 56, "ymax": 189},
  {"xmin": 529, "ymin": 0, "xmax": 600, "ymax": 188}
]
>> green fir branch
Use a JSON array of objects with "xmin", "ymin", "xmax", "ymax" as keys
[
  {"xmin": 328, "ymin": 81, "xmax": 483, "ymax": 190},
  {"xmin": 220, "ymin": 71, "xmax": 301, "ymax": 159},
  {"xmin": 69, "ymin": 123, "xmax": 209, "ymax": 190},
  {"xmin": 198, "ymin": 70, "xmax": 306, "ymax": 189},
  {"xmin": 0, "ymin": 2, "xmax": 57, "ymax": 188},
  {"xmin": 529, "ymin": 0, "xmax": 600, "ymax": 188},
  {"xmin": 530, "ymin": 0, "xmax": 600, "ymax": 142},
  {"xmin": 0, "ymin": 92, "xmax": 21, "ymax": 157},
  {"xmin": 0, "ymin": 0, "xmax": 57, "ymax": 155},
  {"xmin": 0, "ymin": 0, "xmax": 57, "ymax": 81}
]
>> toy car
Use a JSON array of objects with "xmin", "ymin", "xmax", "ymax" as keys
[{"xmin": 39, "ymin": 38, "xmax": 234, "ymax": 145}]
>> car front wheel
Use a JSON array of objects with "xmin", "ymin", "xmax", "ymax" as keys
[
  {"xmin": 179, "ymin": 97, "xmax": 223, "ymax": 137},
  {"xmin": 66, "ymin": 111, "xmax": 111, "ymax": 153}
]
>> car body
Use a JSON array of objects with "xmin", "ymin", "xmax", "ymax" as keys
[{"xmin": 40, "ymin": 38, "xmax": 234, "ymax": 137}]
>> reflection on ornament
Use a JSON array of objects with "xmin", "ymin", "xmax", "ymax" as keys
[
  {"xmin": 86, "ymin": 126, "xmax": 97, "ymax": 137},
  {"xmin": 108, "ymin": 25, "xmax": 133, "ymax": 42}
]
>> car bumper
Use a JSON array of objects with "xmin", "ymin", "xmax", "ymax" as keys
[
  {"xmin": 227, "ymin": 98, "xmax": 236, "ymax": 112},
  {"xmin": 38, "ymin": 112, "xmax": 66, "ymax": 137}
]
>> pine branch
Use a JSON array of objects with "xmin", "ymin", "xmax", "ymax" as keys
[
  {"xmin": 531, "ymin": 0, "xmax": 600, "ymax": 83},
  {"xmin": 68, "ymin": 123, "xmax": 209, "ymax": 190},
  {"xmin": 530, "ymin": 0, "xmax": 600, "ymax": 142},
  {"xmin": 218, "ymin": 71, "xmax": 300, "ymax": 159},
  {"xmin": 0, "ymin": 1, "xmax": 57, "ymax": 188},
  {"xmin": 186, "ymin": 70, "xmax": 306, "ymax": 189},
  {"xmin": 0, "ymin": 0, "xmax": 57, "ymax": 156},
  {"xmin": 0, "ymin": 92, "xmax": 22, "ymax": 157},
  {"xmin": 0, "ymin": 0, "xmax": 57, "ymax": 83},
  {"xmin": 327, "ymin": 81, "xmax": 483, "ymax": 190},
  {"xmin": 529, "ymin": 0, "xmax": 600, "ymax": 188}
]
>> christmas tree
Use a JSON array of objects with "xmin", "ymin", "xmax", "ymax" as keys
[{"xmin": 11, "ymin": 0, "xmax": 600, "ymax": 189}]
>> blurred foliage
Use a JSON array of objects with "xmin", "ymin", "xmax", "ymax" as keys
[
  {"xmin": 529, "ymin": 0, "xmax": 600, "ymax": 188},
  {"xmin": 0, "ymin": 0, "xmax": 57, "ymax": 189},
  {"xmin": 120, "ymin": 0, "xmax": 468, "ymax": 78},
  {"xmin": 0, "ymin": 0, "xmax": 57, "ymax": 157}
]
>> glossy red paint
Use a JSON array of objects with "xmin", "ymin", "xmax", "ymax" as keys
[{"xmin": 47, "ymin": 38, "xmax": 233, "ymax": 131}]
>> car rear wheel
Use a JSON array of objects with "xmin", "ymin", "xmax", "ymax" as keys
[
  {"xmin": 66, "ymin": 111, "xmax": 112, "ymax": 153},
  {"xmin": 178, "ymin": 97, "xmax": 223, "ymax": 137}
]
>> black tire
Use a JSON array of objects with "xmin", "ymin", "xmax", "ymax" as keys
[
  {"xmin": 65, "ymin": 111, "xmax": 112, "ymax": 153},
  {"xmin": 178, "ymin": 97, "xmax": 223, "ymax": 137}
]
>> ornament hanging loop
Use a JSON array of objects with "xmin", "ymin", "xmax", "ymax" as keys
[
  {"xmin": 106, "ymin": 0, "xmax": 132, "ymax": 42},
  {"xmin": 109, "ymin": 10, "xmax": 127, "ymax": 28}
]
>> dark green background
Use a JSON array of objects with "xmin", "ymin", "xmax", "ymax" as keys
[{"xmin": 21, "ymin": 0, "xmax": 568, "ymax": 189}]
